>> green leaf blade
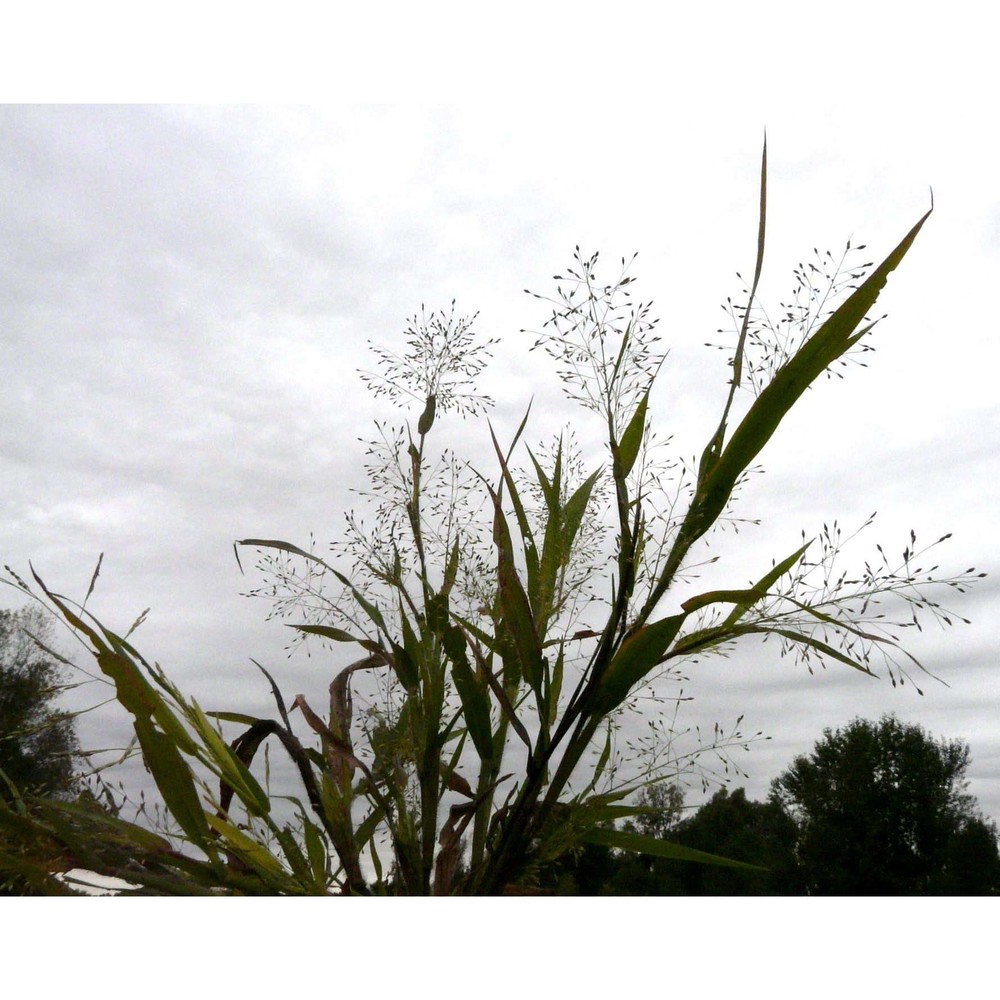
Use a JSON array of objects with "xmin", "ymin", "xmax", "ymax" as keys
[
  {"xmin": 617, "ymin": 389, "xmax": 649, "ymax": 478},
  {"xmin": 583, "ymin": 826, "xmax": 767, "ymax": 871},
  {"xmin": 591, "ymin": 613, "xmax": 686, "ymax": 714}
]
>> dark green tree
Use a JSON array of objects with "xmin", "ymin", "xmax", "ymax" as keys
[
  {"xmin": 537, "ymin": 782, "xmax": 685, "ymax": 894},
  {"xmin": 664, "ymin": 787, "xmax": 799, "ymax": 895},
  {"xmin": 932, "ymin": 815, "xmax": 1000, "ymax": 894},
  {"xmin": 602, "ymin": 786, "xmax": 798, "ymax": 895},
  {"xmin": 771, "ymin": 715, "xmax": 1000, "ymax": 895},
  {"xmin": 0, "ymin": 607, "xmax": 79, "ymax": 802},
  {"xmin": 535, "ymin": 840, "xmax": 619, "ymax": 895},
  {"xmin": 629, "ymin": 782, "xmax": 685, "ymax": 840},
  {"xmin": 1, "ymin": 606, "xmax": 82, "ymax": 893}
]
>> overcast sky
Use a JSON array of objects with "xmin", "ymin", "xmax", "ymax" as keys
[{"xmin": 2, "ymin": 12, "xmax": 999, "ymax": 856}]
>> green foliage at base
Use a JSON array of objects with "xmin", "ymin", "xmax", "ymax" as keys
[{"xmin": 773, "ymin": 715, "xmax": 1000, "ymax": 895}]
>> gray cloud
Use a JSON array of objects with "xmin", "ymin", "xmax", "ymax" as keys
[{"xmin": 2, "ymin": 104, "xmax": 998, "ymax": 830}]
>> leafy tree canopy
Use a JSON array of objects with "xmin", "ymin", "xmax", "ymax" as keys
[
  {"xmin": 771, "ymin": 714, "xmax": 1000, "ymax": 895},
  {"xmin": 544, "ymin": 784, "xmax": 799, "ymax": 895},
  {"xmin": 1, "ymin": 606, "xmax": 82, "ymax": 894},
  {"xmin": 540, "ymin": 718, "xmax": 1000, "ymax": 896},
  {"xmin": 0, "ymin": 607, "xmax": 78, "ymax": 802}
]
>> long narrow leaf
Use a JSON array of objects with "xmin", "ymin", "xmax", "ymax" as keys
[
  {"xmin": 442, "ymin": 625, "xmax": 494, "ymax": 762},
  {"xmin": 584, "ymin": 826, "xmax": 767, "ymax": 871},
  {"xmin": 236, "ymin": 538, "xmax": 330, "ymax": 567},
  {"xmin": 700, "ymin": 204, "xmax": 932, "ymax": 530},
  {"xmin": 767, "ymin": 627, "xmax": 878, "ymax": 676},
  {"xmin": 681, "ymin": 540, "xmax": 810, "ymax": 616},
  {"xmin": 487, "ymin": 482, "xmax": 544, "ymax": 691},
  {"xmin": 561, "ymin": 469, "xmax": 602, "ymax": 558},
  {"xmin": 188, "ymin": 699, "xmax": 272, "ymax": 816},
  {"xmin": 489, "ymin": 417, "xmax": 539, "ymax": 603},
  {"xmin": 204, "ymin": 812, "xmax": 289, "ymax": 880},
  {"xmin": 250, "ymin": 659, "xmax": 293, "ymax": 732},
  {"xmin": 617, "ymin": 389, "xmax": 649, "ymax": 478},
  {"xmin": 591, "ymin": 613, "xmax": 686, "ymax": 714},
  {"xmin": 132, "ymin": 719, "xmax": 213, "ymax": 847},
  {"xmin": 732, "ymin": 137, "xmax": 768, "ymax": 390}
]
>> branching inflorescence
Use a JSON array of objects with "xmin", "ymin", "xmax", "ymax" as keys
[{"xmin": 2, "ymin": 144, "xmax": 983, "ymax": 896}]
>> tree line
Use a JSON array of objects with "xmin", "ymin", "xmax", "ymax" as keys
[{"xmin": 540, "ymin": 715, "xmax": 1000, "ymax": 895}]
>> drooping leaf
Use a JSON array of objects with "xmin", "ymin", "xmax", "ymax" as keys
[
  {"xmin": 236, "ymin": 538, "xmax": 328, "ymax": 565},
  {"xmin": 681, "ymin": 588, "xmax": 770, "ymax": 614},
  {"xmin": 291, "ymin": 695, "xmax": 366, "ymax": 772},
  {"xmin": 207, "ymin": 711, "xmax": 263, "ymax": 726},
  {"xmin": 583, "ymin": 826, "xmax": 767, "ymax": 871},
  {"xmin": 681, "ymin": 540, "xmax": 811, "ymax": 616},
  {"xmin": 288, "ymin": 624, "xmax": 365, "ymax": 644},
  {"xmin": 204, "ymin": 812, "xmax": 289, "ymax": 880},
  {"xmin": 767, "ymin": 627, "xmax": 877, "ymax": 676},
  {"xmin": 250, "ymin": 658, "xmax": 293, "ymax": 731}
]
